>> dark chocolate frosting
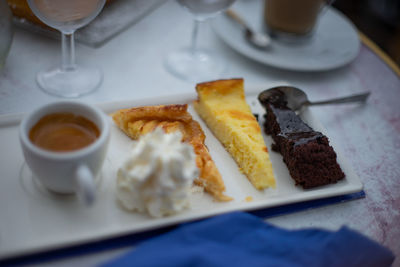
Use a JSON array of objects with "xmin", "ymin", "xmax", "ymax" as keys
[{"xmin": 260, "ymin": 90, "xmax": 323, "ymax": 147}]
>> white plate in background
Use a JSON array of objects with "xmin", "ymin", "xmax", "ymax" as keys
[{"xmin": 213, "ymin": 1, "xmax": 360, "ymax": 71}]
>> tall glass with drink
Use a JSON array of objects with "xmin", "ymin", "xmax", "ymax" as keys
[{"xmin": 264, "ymin": 0, "xmax": 335, "ymax": 42}]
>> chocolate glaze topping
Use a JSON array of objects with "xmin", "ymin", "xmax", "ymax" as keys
[
  {"xmin": 258, "ymin": 89, "xmax": 345, "ymax": 189},
  {"xmin": 260, "ymin": 90, "xmax": 323, "ymax": 148}
]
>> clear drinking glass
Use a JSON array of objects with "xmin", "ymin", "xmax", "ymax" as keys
[
  {"xmin": 27, "ymin": 0, "xmax": 106, "ymax": 98},
  {"xmin": 165, "ymin": 0, "xmax": 236, "ymax": 82},
  {"xmin": 0, "ymin": 0, "xmax": 13, "ymax": 70}
]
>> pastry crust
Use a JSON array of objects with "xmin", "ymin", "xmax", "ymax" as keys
[{"xmin": 112, "ymin": 104, "xmax": 231, "ymax": 202}]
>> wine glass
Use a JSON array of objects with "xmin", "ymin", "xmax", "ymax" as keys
[
  {"xmin": 27, "ymin": 0, "xmax": 106, "ymax": 98},
  {"xmin": 165, "ymin": 0, "xmax": 236, "ymax": 82}
]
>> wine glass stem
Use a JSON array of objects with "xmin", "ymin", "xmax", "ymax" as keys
[
  {"xmin": 190, "ymin": 20, "xmax": 201, "ymax": 56},
  {"xmin": 61, "ymin": 32, "xmax": 76, "ymax": 71}
]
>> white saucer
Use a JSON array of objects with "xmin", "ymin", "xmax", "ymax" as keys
[{"xmin": 212, "ymin": 1, "xmax": 360, "ymax": 71}]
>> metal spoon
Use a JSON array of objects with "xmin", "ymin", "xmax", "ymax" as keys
[
  {"xmin": 258, "ymin": 86, "xmax": 371, "ymax": 111},
  {"xmin": 225, "ymin": 9, "xmax": 271, "ymax": 49}
]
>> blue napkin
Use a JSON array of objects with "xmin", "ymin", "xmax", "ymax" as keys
[{"xmin": 102, "ymin": 212, "xmax": 394, "ymax": 267}]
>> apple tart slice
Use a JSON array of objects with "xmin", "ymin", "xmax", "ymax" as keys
[{"xmin": 112, "ymin": 104, "xmax": 232, "ymax": 201}]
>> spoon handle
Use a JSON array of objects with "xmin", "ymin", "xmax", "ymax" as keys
[
  {"xmin": 307, "ymin": 92, "xmax": 371, "ymax": 107},
  {"xmin": 225, "ymin": 9, "xmax": 247, "ymax": 29}
]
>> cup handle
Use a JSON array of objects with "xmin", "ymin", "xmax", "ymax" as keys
[{"xmin": 75, "ymin": 165, "xmax": 96, "ymax": 206}]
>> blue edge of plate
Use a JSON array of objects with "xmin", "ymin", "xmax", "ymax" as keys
[{"xmin": 1, "ymin": 190, "xmax": 365, "ymax": 265}]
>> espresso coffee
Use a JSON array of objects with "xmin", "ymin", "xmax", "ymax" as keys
[
  {"xmin": 29, "ymin": 112, "xmax": 100, "ymax": 152},
  {"xmin": 264, "ymin": 0, "xmax": 324, "ymax": 36}
]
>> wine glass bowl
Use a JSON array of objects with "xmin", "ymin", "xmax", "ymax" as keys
[
  {"xmin": 27, "ymin": 0, "xmax": 106, "ymax": 98},
  {"xmin": 178, "ymin": 0, "xmax": 236, "ymax": 20},
  {"xmin": 165, "ymin": 0, "xmax": 236, "ymax": 82},
  {"xmin": 28, "ymin": 0, "xmax": 105, "ymax": 33}
]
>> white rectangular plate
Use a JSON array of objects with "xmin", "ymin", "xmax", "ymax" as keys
[{"xmin": 0, "ymin": 85, "xmax": 363, "ymax": 259}]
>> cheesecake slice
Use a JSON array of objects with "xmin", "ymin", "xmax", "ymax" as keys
[
  {"xmin": 193, "ymin": 79, "xmax": 275, "ymax": 189},
  {"xmin": 112, "ymin": 104, "xmax": 232, "ymax": 201}
]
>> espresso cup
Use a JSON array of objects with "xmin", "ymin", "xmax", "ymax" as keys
[
  {"xmin": 19, "ymin": 101, "xmax": 110, "ymax": 205},
  {"xmin": 264, "ymin": 0, "xmax": 334, "ymax": 42}
]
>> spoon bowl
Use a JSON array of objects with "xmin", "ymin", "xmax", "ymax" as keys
[
  {"xmin": 258, "ymin": 86, "xmax": 371, "ymax": 111},
  {"xmin": 225, "ymin": 9, "xmax": 271, "ymax": 49},
  {"xmin": 244, "ymin": 28, "xmax": 271, "ymax": 49}
]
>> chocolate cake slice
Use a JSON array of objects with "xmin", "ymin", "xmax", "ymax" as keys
[{"xmin": 258, "ymin": 89, "xmax": 344, "ymax": 189}]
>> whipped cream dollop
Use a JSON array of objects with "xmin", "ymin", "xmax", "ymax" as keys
[{"xmin": 116, "ymin": 128, "xmax": 199, "ymax": 217}]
